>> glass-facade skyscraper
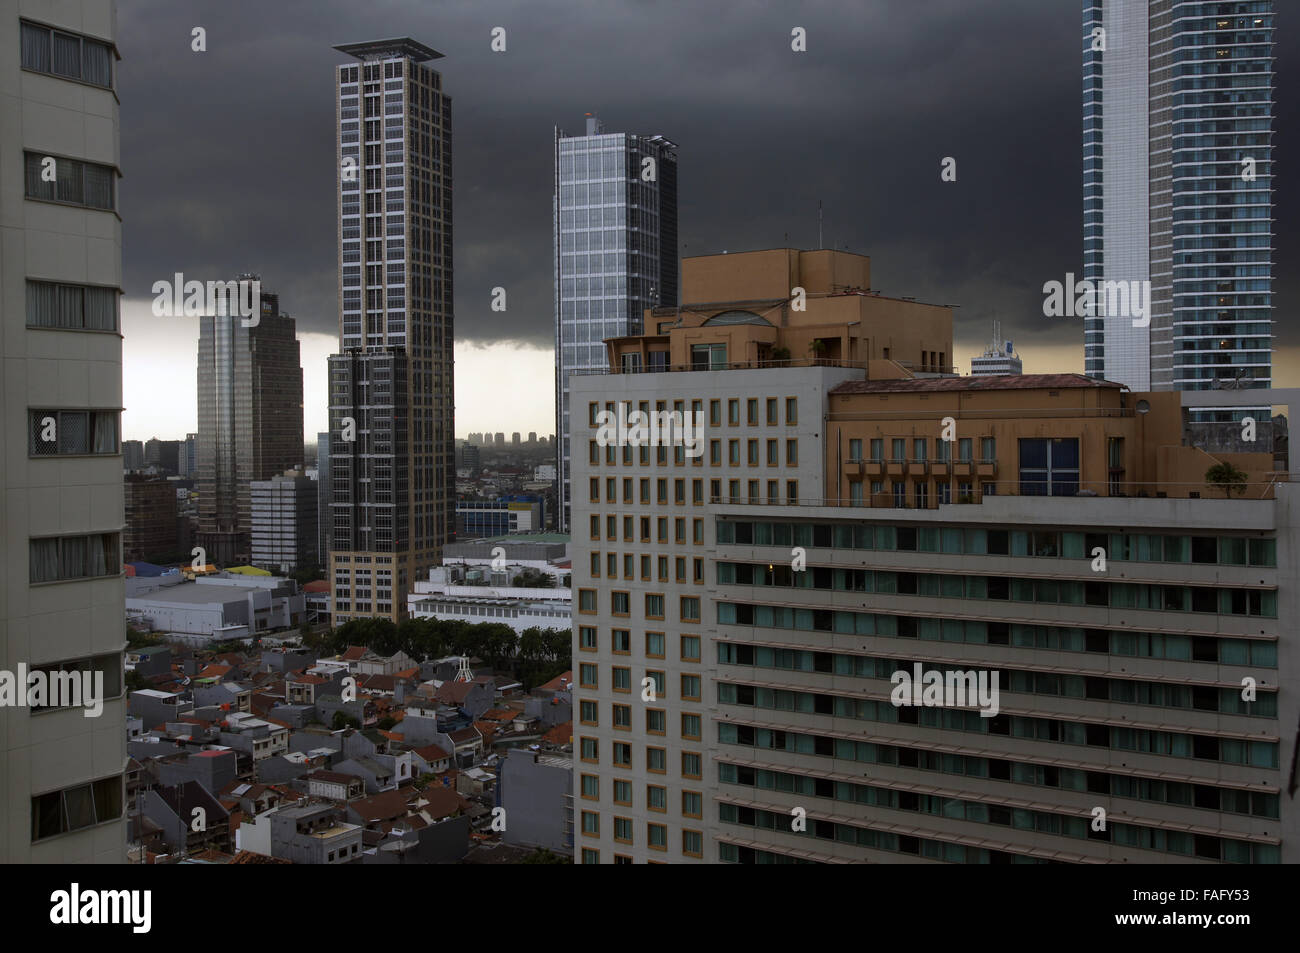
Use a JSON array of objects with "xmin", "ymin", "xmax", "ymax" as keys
[
  {"xmin": 554, "ymin": 115, "xmax": 678, "ymax": 531},
  {"xmin": 328, "ymin": 38, "xmax": 454, "ymax": 623},
  {"xmin": 197, "ymin": 283, "xmax": 304, "ymax": 566},
  {"xmin": 1083, "ymin": 1, "xmax": 1274, "ymax": 404}
]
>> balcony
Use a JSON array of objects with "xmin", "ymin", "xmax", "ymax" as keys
[{"xmin": 977, "ymin": 459, "xmax": 998, "ymax": 478}]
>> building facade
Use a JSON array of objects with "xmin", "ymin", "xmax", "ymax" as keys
[
  {"xmin": 2, "ymin": 1, "xmax": 128, "ymax": 861},
  {"xmin": 569, "ymin": 248, "xmax": 1295, "ymax": 864},
  {"xmin": 1082, "ymin": 1, "xmax": 1275, "ymax": 399},
  {"xmin": 196, "ymin": 284, "xmax": 304, "ymax": 566},
  {"xmin": 316, "ymin": 431, "xmax": 331, "ymax": 568},
  {"xmin": 251, "ymin": 470, "xmax": 319, "ymax": 573},
  {"xmin": 328, "ymin": 38, "xmax": 454, "ymax": 624},
  {"xmin": 124, "ymin": 474, "xmax": 179, "ymax": 561},
  {"xmin": 553, "ymin": 115, "xmax": 679, "ymax": 533}
]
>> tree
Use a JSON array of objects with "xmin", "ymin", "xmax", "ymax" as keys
[
  {"xmin": 520, "ymin": 847, "xmax": 570, "ymax": 864},
  {"xmin": 1205, "ymin": 461, "xmax": 1248, "ymax": 499},
  {"xmin": 331, "ymin": 711, "xmax": 360, "ymax": 731},
  {"xmin": 511, "ymin": 568, "xmax": 554, "ymax": 589}
]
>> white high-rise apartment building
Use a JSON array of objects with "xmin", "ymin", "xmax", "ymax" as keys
[
  {"xmin": 327, "ymin": 38, "xmax": 454, "ymax": 623},
  {"xmin": 2, "ymin": 1, "xmax": 127, "ymax": 861}
]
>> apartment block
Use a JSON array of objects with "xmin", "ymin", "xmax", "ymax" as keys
[
  {"xmin": 569, "ymin": 247, "xmax": 1296, "ymax": 864},
  {"xmin": 124, "ymin": 473, "xmax": 179, "ymax": 561},
  {"xmin": 250, "ymin": 470, "xmax": 318, "ymax": 573},
  {"xmin": 1, "ymin": 0, "xmax": 128, "ymax": 862}
]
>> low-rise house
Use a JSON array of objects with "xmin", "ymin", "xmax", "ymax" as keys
[
  {"xmin": 307, "ymin": 770, "xmax": 365, "ymax": 801},
  {"xmin": 268, "ymin": 801, "xmax": 363, "ymax": 864},
  {"xmin": 498, "ymin": 747, "xmax": 573, "ymax": 854},
  {"xmin": 144, "ymin": 781, "xmax": 231, "ymax": 856}
]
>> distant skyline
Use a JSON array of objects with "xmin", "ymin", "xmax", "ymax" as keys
[{"xmin": 115, "ymin": 0, "xmax": 1296, "ymax": 441}]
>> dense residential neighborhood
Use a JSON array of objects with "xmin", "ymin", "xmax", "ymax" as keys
[{"xmin": 124, "ymin": 632, "xmax": 574, "ymax": 864}]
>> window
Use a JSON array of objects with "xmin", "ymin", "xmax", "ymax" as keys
[
  {"xmin": 582, "ymin": 848, "xmax": 599, "ymax": 864},
  {"xmin": 681, "ymin": 635, "xmax": 701, "ymax": 661},
  {"xmin": 913, "ymin": 438, "xmax": 928, "ymax": 462},
  {"xmin": 786, "ymin": 480, "xmax": 798, "ymax": 504},
  {"xmin": 682, "ymin": 829, "xmax": 704, "ymax": 857},
  {"xmin": 681, "ymin": 713, "xmax": 702, "ymax": 739},
  {"xmin": 849, "ymin": 439, "xmax": 863, "ymax": 462},
  {"xmin": 747, "ymin": 439, "xmax": 759, "ymax": 465},
  {"xmin": 914, "ymin": 482, "xmax": 929, "ymax": 509},
  {"xmin": 710, "ymin": 400, "xmax": 722, "ymax": 426},
  {"xmin": 611, "ymin": 591, "xmax": 630, "ymax": 616},
  {"xmin": 767, "ymin": 398, "xmax": 778, "ymax": 425},
  {"xmin": 747, "ymin": 399, "xmax": 759, "ymax": 425},
  {"xmin": 613, "ymin": 703, "xmax": 631, "ymax": 729},
  {"xmin": 648, "ymin": 822, "xmax": 668, "ymax": 850},
  {"xmin": 581, "ymin": 811, "xmax": 600, "ymax": 836},
  {"xmin": 1019, "ymin": 438, "xmax": 1080, "ymax": 496},
  {"xmin": 891, "ymin": 438, "xmax": 905, "ymax": 462},
  {"xmin": 729, "ymin": 440, "xmax": 741, "ymax": 465},
  {"xmin": 578, "ymin": 589, "xmax": 596, "ymax": 613},
  {"xmin": 692, "ymin": 343, "xmax": 727, "ymax": 370},
  {"xmin": 613, "ymin": 780, "xmax": 632, "ymax": 805},
  {"xmin": 612, "ymin": 629, "xmax": 630, "ymax": 653},
  {"xmin": 981, "ymin": 436, "xmax": 996, "ymax": 463},
  {"xmin": 581, "ymin": 774, "xmax": 599, "ymax": 799},
  {"xmin": 613, "ymin": 743, "xmax": 631, "ymax": 766},
  {"xmin": 786, "ymin": 397, "xmax": 797, "ymax": 424},
  {"xmin": 681, "ymin": 673, "xmax": 702, "ymax": 700},
  {"xmin": 646, "ymin": 631, "xmax": 666, "ymax": 658},
  {"xmin": 579, "ymin": 663, "xmax": 598, "ymax": 689},
  {"xmin": 958, "ymin": 437, "xmax": 973, "ymax": 463},
  {"xmin": 26, "ymin": 281, "xmax": 118, "ymax": 331},
  {"xmin": 580, "ymin": 737, "xmax": 598, "ymax": 761},
  {"xmin": 29, "ymin": 654, "xmax": 122, "ymax": 713},
  {"xmin": 647, "ymin": 785, "xmax": 667, "ymax": 812},
  {"xmin": 29, "ymin": 533, "xmax": 119, "ymax": 584},
  {"xmin": 728, "ymin": 399, "xmax": 740, "ymax": 425},
  {"xmin": 680, "ymin": 596, "xmax": 701, "ymax": 622},
  {"xmin": 786, "ymin": 439, "xmax": 799, "ymax": 465},
  {"xmin": 613, "ymin": 817, "xmax": 633, "ymax": 843},
  {"xmin": 31, "ymin": 775, "xmax": 123, "ymax": 841},
  {"xmin": 612, "ymin": 667, "xmax": 631, "ymax": 692},
  {"xmin": 870, "ymin": 438, "xmax": 884, "ymax": 462},
  {"xmin": 682, "ymin": 791, "xmax": 703, "ymax": 818},
  {"xmin": 647, "ymin": 747, "xmax": 667, "ymax": 773},
  {"xmin": 21, "ymin": 21, "xmax": 114, "ymax": 88},
  {"xmin": 682, "ymin": 751, "xmax": 702, "ymax": 779},
  {"xmin": 29, "ymin": 410, "xmax": 118, "ymax": 456},
  {"xmin": 579, "ymin": 700, "xmax": 598, "ymax": 724},
  {"xmin": 24, "ymin": 152, "xmax": 115, "ymax": 211},
  {"xmin": 936, "ymin": 439, "xmax": 950, "ymax": 462},
  {"xmin": 646, "ymin": 708, "xmax": 666, "ymax": 734}
]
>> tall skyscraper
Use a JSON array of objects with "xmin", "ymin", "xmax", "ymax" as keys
[
  {"xmin": 1082, "ymin": 1, "xmax": 1274, "ymax": 401},
  {"xmin": 196, "ymin": 282, "xmax": 304, "ymax": 566},
  {"xmin": 327, "ymin": 39, "xmax": 454, "ymax": 624},
  {"xmin": 3, "ymin": 2, "xmax": 128, "ymax": 861},
  {"xmin": 553, "ymin": 115, "xmax": 678, "ymax": 532}
]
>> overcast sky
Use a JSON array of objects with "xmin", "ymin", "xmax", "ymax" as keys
[{"xmin": 116, "ymin": 0, "xmax": 1296, "ymax": 442}]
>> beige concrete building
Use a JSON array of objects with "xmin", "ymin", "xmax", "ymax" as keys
[
  {"xmin": 570, "ymin": 248, "xmax": 1295, "ymax": 864},
  {"xmin": 1, "ymin": 1, "xmax": 127, "ymax": 862}
]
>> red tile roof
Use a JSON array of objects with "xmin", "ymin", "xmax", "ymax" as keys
[
  {"xmin": 535, "ymin": 671, "xmax": 573, "ymax": 693},
  {"xmin": 542, "ymin": 721, "xmax": 572, "ymax": 746},
  {"xmin": 303, "ymin": 580, "xmax": 331, "ymax": 593}
]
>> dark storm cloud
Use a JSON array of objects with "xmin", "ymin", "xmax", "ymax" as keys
[{"xmin": 118, "ymin": 0, "xmax": 1295, "ymax": 357}]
